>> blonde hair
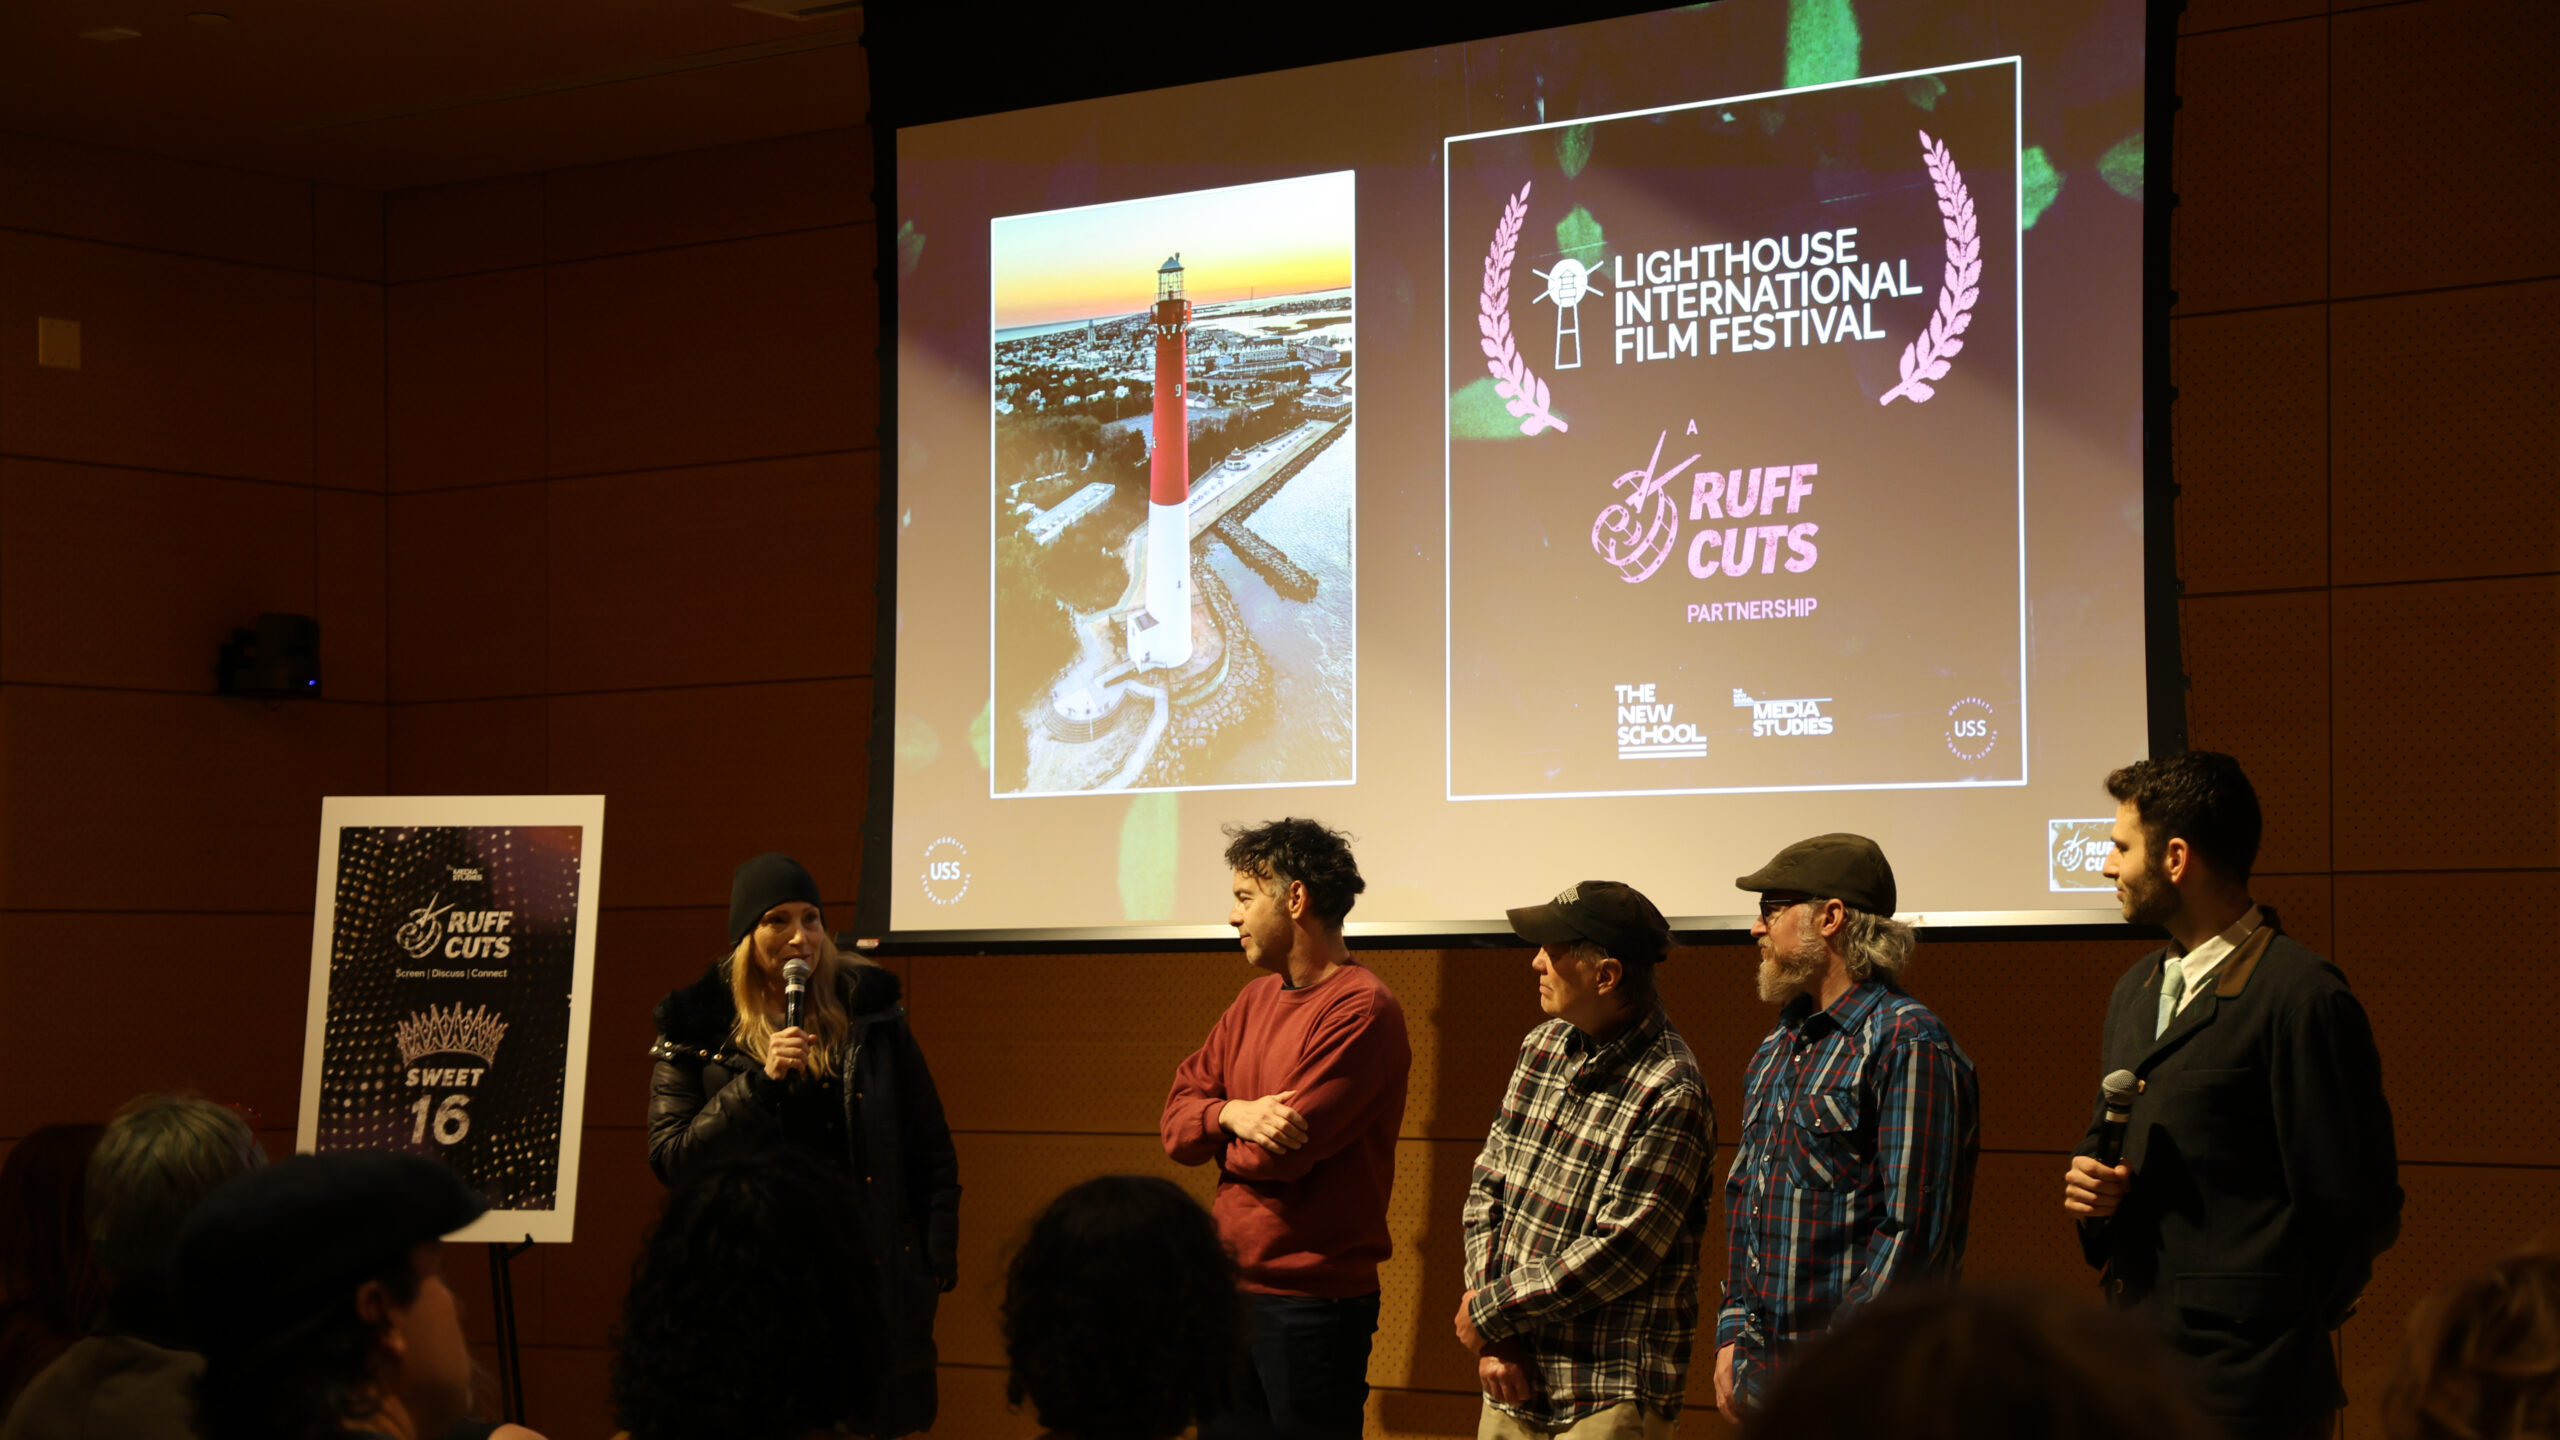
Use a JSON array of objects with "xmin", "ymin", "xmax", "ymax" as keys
[
  {"xmin": 726, "ymin": 930, "xmax": 854, "ymax": 1080},
  {"xmin": 1836, "ymin": 906, "xmax": 1919, "ymax": 982}
]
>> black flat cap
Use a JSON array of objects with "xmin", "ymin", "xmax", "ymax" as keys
[
  {"xmin": 172, "ymin": 1151, "xmax": 486, "ymax": 1353},
  {"xmin": 1507, "ymin": 880, "xmax": 1671, "ymax": 968},
  {"xmin": 1736, "ymin": 833, "xmax": 1897, "ymax": 916}
]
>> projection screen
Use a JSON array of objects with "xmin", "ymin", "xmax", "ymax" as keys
[{"xmin": 876, "ymin": 1, "xmax": 2165, "ymax": 944}]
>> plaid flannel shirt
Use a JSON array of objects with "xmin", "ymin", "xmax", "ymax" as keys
[
  {"xmin": 1718, "ymin": 979, "xmax": 1979, "ymax": 1409},
  {"xmin": 1463, "ymin": 1001, "xmax": 1715, "ymax": 1426}
]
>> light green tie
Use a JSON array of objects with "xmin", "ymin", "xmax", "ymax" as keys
[{"xmin": 2155, "ymin": 957, "xmax": 2187, "ymax": 1038}]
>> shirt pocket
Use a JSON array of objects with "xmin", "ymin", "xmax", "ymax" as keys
[{"xmin": 1783, "ymin": 1084, "xmax": 1863, "ymax": 1191}]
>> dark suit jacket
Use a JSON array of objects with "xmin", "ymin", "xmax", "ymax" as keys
[{"xmin": 2075, "ymin": 914, "xmax": 2401, "ymax": 1430}]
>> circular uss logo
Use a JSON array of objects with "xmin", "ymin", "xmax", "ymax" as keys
[{"xmin": 920, "ymin": 837, "xmax": 971, "ymax": 907}]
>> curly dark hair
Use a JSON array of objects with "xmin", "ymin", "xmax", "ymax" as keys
[
  {"xmin": 2104, "ymin": 751, "xmax": 2263, "ymax": 884},
  {"xmin": 2383, "ymin": 1242, "xmax": 2560, "ymax": 1440},
  {"xmin": 610, "ymin": 1150, "xmax": 883, "ymax": 1440},
  {"xmin": 1003, "ymin": 1175, "xmax": 1243, "ymax": 1440},
  {"xmin": 1754, "ymin": 1282, "xmax": 2224, "ymax": 1440},
  {"xmin": 1222, "ymin": 818, "xmax": 1365, "ymax": 926}
]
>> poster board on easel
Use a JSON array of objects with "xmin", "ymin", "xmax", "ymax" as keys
[{"xmin": 295, "ymin": 795, "xmax": 604, "ymax": 1243}]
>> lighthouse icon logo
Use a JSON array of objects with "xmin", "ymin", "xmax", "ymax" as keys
[{"xmin": 1531, "ymin": 257, "xmax": 1605, "ymax": 371}]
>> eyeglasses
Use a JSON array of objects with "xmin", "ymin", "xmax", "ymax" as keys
[{"xmin": 1756, "ymin": 896, "xmax": 1817, "ymax": 922}]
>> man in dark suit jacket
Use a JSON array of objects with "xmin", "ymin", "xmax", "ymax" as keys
[{"xmin": 2063, "ymin": 752, "xmax": 2401, "ymax": 1440}]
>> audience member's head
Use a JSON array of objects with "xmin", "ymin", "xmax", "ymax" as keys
[
  {"xmin": 173, "ymin": 1151, "xmax": 485, "ymax": 1440},
  {"xmin": 0, "ymin": 1122, "xmax": 109, "ymax": 1410},
  {"xmin": 2384, "ymin": 1243, "xmax": 2560, "ymax": 1440},
  {"xmin": 1748, "ymin": 1282, "xmax": 2221, "ymax": 1440},
  {"xmin": 1003, "ymin": 1174, "xmax": 1243, "ymax": 1440},
  {"xmin": 86, "ymin": 1094, "xmax": 265, "ymax": 1332},
  {"xmin": 611, "ymin": 1149, "xmax": 883, "ymax": 1440}
]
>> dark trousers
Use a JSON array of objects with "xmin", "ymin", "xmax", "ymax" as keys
[{"xmin": 1235, "ymin": 1290, "xmax": 1380, "ymax": 1440}]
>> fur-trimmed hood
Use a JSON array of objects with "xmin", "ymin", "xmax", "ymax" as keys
[{"xmin": 651, "ymin": 956, "xmax": 905, "ymax": 1052}]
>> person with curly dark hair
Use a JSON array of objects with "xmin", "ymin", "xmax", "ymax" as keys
[
  {"xmin": 2382, "ymin": 1242, "xmax": 2560, "ymax": 1440},
  {"xmin": 612, "ymin": 1149, "xmax": 883, "ymax": 1440},
  {"xmin": 1160, "ymin": 818, "xmax": 1410, "ymax": 1440},
  {"xmin": 1003, "ymin": 1175, "xmax": 1243, "ymax": 1440}
]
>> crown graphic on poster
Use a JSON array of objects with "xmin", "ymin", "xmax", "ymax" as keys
[{"xmin": 396, "ymin": 1003, "xmax": 509, "ymax": 1068}]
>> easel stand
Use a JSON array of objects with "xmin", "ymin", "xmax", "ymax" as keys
[{"xmin": 487, "ymin": 1237, "xmax": 535, "ymax": 1425}]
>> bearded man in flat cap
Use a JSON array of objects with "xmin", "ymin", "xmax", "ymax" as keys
[{"xmin": 1713, "ymin": 834, "xmax": 1979, "ymax": 1423}]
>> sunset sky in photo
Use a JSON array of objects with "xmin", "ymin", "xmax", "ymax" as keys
[{"xmin": 992, "ymin": 170, "xmax": 1353, "ymax": 330}]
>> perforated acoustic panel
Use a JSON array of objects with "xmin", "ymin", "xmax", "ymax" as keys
[
  {"xmin": 2173, "ymin": 307, "xmax": 2328, "ymax": 594},
  {"xmin": 2330, "ymin": 0, "xmax": 2560, "ymax": 298},
  {"xmin": 2182, "ymin": 591, "xmax": 2332, "ymax": 874},
  {"xmin": 2335, "ymin": 871, "xmax": 2560, "ymax": 1167},
  {"xmin": 2334, "ymin": 576, "xmax": 2558, "ymax": 871},
  {"xmin": 2332, "ymin": 281, "xmax": 2560, "ymax": 587},
  {"xmin": 2171, "ymin": 18, "xmax": 2327, "ymax": 314}
]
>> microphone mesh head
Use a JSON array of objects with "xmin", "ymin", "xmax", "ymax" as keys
[
  {"xmin": 2101, "ymin": 1068, "xmax": 2138, "ymax": 1106},
  {"xmin": 783, "ymin": 958, "xmax": 812, "ymax": 985}
]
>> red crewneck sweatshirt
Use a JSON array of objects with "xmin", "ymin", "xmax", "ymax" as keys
[{"xmin": 1160, "ymin": 961, "xmax": 1411, "ymax": 1296}]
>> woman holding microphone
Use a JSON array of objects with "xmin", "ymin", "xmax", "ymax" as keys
[{"xmin": 648, "ymin": 853, "xmax": 959, "ymax": 1438}]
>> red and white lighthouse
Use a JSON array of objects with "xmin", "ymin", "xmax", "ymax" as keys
[{"xmin": 1131, "ymin": 252, "xmax": 1194, "ymax": 669}]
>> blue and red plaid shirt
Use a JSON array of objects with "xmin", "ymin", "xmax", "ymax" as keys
[{"xmin": 1718, "ymin": 978, "xmax": 1979, "ymax": 1408}]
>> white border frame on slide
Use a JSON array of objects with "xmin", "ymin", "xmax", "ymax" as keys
[
  {"xmin": 1440, "ymin": 56, "xmax": 2030, "ymax": 803},
  {"xmin": 983, "ymin": 171, "xmax": 1361, "ymax": 801}
]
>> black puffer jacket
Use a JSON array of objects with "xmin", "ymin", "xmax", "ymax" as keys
[{"xmin": 647, "ymin": 958, "xmax": 960, "ymax": 1434}]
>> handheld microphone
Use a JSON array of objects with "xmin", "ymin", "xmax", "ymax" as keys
[
  {"xmin": 783, "ymin": 958, "xmax": 811, "ymax": 1031},
  {"xmin": 2096, "ymin": 1069, "xmax": 2138, "ymax": 1166}
]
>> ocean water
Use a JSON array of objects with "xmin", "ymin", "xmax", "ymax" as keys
[{"xmin": 1205, "ymin": 421, "xmax": 1357, "ymax": 784}]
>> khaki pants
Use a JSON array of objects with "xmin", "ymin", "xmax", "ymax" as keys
[{"xmin": 1477, "ymin": 1400, "xmax": 1678, "ymax": 1439}]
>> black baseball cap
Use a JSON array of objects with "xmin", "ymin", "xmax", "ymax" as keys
[
  {"xmin": 1507, "ymin": 881, "xmax": 1672, "ymax": 968},
  {"xmin": 1735, "ymin": 833, "xmax": 1898, "ymax": 916},
  {"xmin": 172, "ymin": 1151, "xmax": 486, "ymax": 1353}
]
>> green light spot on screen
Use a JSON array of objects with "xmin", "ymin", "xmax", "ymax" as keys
[
  {"xmin": 2020, "ymin": 146, "xmax": 2064, "ymax": 228},
  {"xmin": 896, "ymin": 219, "xmax": 926, "ymax": 281},
  {"xmin": 894, "ymin": 713, "xmax": 941, "ymax": 770},
  {"xmin": 1555, "ymin": 206, "xmax": 1604, "ymax": 264},
  {"xmin": 968, "ymin": 701, "xmax": 992, "ymax": 772},
  {"xmin": 2099, "ymin": 132, "xmax": 2145, "ymax": 200},
  {"xmin": 1118, "ymin": 790, "xmax": 1180, "ymax": 922},
  {"xmin": 1786, "ymin": 0, "xmax": 1861, "ymax": 89},
  {"xmin": 1902, "ymin": 74, "xmax": 1947, "ymax": 112},
  {"xmin": 1449, "ymin": 376, "xmax": 1558, "ymax": 440},
  {"xmin": 1557, "ymin": 123, "xmax": 1594, "ymax": 179}
]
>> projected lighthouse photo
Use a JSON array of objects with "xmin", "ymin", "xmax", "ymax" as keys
[
  {"xmin": 988, "ymin": 172, "xmax": 1357, "ymax": 797},
  {"xmin": 1131, "ymin": 254, "xmax": 1194, "ymax": 670}
]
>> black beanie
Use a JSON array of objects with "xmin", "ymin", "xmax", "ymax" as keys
[{"xmin": 730, "ymin": 853, "xmax": 823, "ymax": 946}]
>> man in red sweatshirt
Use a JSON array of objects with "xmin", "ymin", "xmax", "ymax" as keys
[{"xmin": 1161, "ymin": 817, "xmax": 1412, "ymax": 1440}]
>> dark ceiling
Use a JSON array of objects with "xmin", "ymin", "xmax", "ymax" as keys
[{"xmin": 0, "ymin": 0, "xmax": 865, "ymax": 190}]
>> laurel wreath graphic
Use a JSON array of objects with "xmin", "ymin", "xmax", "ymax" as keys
[
  {"xmin": 1880, "ymin": 130, "xmax": 1980, "ymax": 407},
  {"xmin": 1478, "ymin": 182, "xmax": 1569, "ymax": 436}
]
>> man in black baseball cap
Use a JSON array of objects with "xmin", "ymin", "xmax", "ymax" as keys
[
  {"xmin": 1454, "ymin": 882, "xmax": 1715, "ymax": 1436},
  {"xmin": 1714, "ymin": 834, "xmax": 1979, "ymax": 1425},
  {"xmin": 172, "ymin": 1151, "xmax": 499, "ymax": 1440}
]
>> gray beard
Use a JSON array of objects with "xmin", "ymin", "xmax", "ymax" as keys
[{"xmin": 1757, "ymin": 925, "xmax": 1828, "ymax": 1004}]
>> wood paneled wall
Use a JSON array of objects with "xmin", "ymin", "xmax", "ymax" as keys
[
  {"xmin": 1, "ymin": 1, "xmax": 2553, "ymax": 1435},
  {"xmin": 2166, "ymin": 1, "xmax": 2560, "ymax": 1432}
]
